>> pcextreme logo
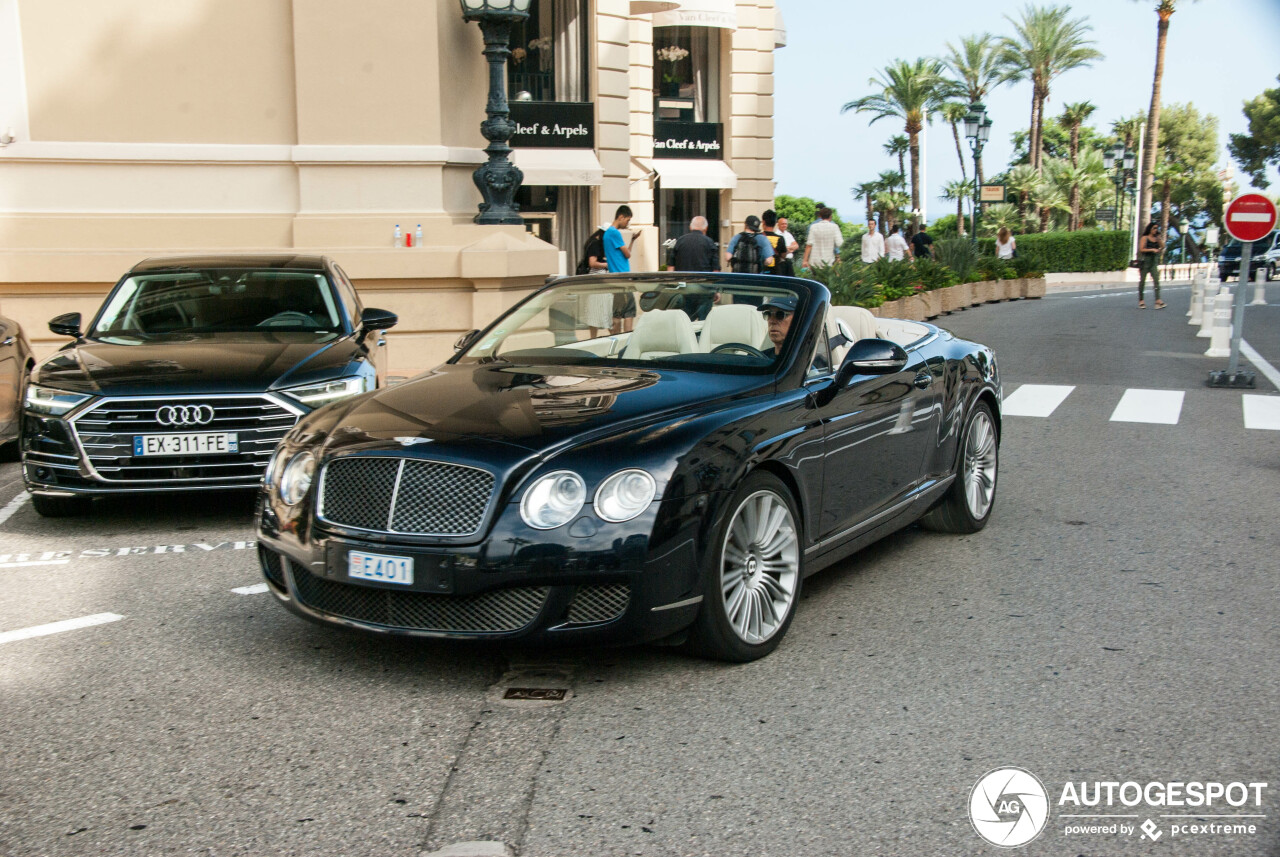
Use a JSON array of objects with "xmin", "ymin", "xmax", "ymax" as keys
[{"xmin": 968, "ymin": 768, "xmax": 1269, "ymax": 847}]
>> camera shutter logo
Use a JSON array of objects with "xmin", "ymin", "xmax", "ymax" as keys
[
  {"xmin": 156, "ymin": 404, "xmax": 215, "ymax": 427},
  {"xmin": 969, "ymin": 767, "xmax": 1050, "ymax": 847}
]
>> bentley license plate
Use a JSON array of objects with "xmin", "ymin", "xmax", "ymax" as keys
[
  {"xmin": 133, "ymin": 433, "xmax": 238, "ymax": 456},
  {"xmin": 347, "ymin": 551, "xmax": 414, "ymax": 586}
]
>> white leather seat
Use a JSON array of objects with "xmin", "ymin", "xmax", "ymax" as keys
[
  {"xmin": 699, "ymin": 304, "xmax": 768, "ymax": 353},
  {"xmin": 621, "ymin": 309, "xmax": 699, "ymax": 360},
  {"xmin": 828, "ymin": 305, "xmax": 879, "ymax": 342}
]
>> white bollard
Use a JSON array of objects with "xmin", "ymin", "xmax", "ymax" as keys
[
  {"xmin": 1197, "ymin": 280, "xmax": 1220, "ymax": 337},
  {"xmin": 1189, "ymin": 269, "xmax": 1207, "ymax": 322},
  {"xmin": 1251, "ymin": 266, "xmax": 1268, "ymax": 306},
  {"xmin": 1205, "ymin": 290, "xmax": 1233, "ymax": 357}
]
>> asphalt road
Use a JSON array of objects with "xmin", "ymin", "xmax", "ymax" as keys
[{"xmin": 0, "ymin": 280, "xmax": 1276, "ymax": 857}]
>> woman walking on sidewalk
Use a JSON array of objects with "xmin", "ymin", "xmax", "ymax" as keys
[{"xmin": 1138, "ymin": 222, "xmax": 1166, "ymax": 308}]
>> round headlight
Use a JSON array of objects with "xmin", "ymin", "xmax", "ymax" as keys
[
  {"xmin": 520, "ymin": 471, "xmax": 586, "ymax": 530},
  {"xmin": 594, "ymin": 469, "xmax": 656, "ymax": 523},
  {"xmin": 279, "ymin": 451, "xmax": 317, "ymax": 506}
]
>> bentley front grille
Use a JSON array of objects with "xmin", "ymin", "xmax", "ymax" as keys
[
  {"xmin": 290, "ymin": 568, "xmax": 549, "ymax": 633},
  {"xmin": 566, "ymin": 583, "xmax": 631, "ymax": 624},
  {"xmin": 259, "ymin": 545, "xmax": 286, "ymax": 589},
  {"xmin": 319, "ymin": 457, "xmax": 494, "ymax": 536},
  {"xmin": 70, "ymin": 395, "xmax": 299, "ymax": 485}
]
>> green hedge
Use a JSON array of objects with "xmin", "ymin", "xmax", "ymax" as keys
[{"xmin": 976, "ymin": 230, "xmax": 1130, "ymax": 273}]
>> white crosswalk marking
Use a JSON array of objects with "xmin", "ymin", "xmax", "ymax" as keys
[
  {"xmin": 1242, "ymin": 395, "xmax": 1280, "ymax": 430},
  {"xmin": 1002, "ymin": 384, "xmax": 1076, "ymax": 417},
  {"xmin": 0, "ymin": 613, "xmax": 123, "ymax": 646},
  {"xmin": 1110, "ymin": 389, "xmax": 1185, "ymax": 424},
  {"xmin": 232, "ymin": 583, "xmax": 269, "ymax": 595}
]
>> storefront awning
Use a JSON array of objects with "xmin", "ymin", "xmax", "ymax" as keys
[
  {"xmin": 510, "ymin": 149, "xmax": 603, "ymax": 186},
  {"xmin": 654, "ymin": 159, "xmax": 737, "ymax": 190},
  {"xmin": 774, "ymin": 8, "xmax": 787, "ymax": 48},
  {"xmin": 651, "ymin": 0, "xmax": 737, "ymax": 30}
]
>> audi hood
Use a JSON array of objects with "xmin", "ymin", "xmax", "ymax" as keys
[{"xmin": 31, "ymin": 333, "xmax": 366, "ymax": 396}]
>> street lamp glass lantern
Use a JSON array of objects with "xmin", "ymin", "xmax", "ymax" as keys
[
  {"xmin": 1122, "ymin": 150, "xmax": 1136, "ymax": 171},
  {"xmin": 977, "ymin": 116, "xmax": 992, "ymax": 144},
  {"xmin": 459, "ymin": 0, "xmax": 531, "ymax": 16},
  {"xmin": 1103, "ymin": 148, "xmax": 1116, "ymax": 170},
  {"xmin": 962, "ymin": 103, "xmax": 983, "ymax": 140}
]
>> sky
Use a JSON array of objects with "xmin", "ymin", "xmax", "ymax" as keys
[{"xmin": 773, "ymin": 0, "xmax": 1280, "ymax": 224}]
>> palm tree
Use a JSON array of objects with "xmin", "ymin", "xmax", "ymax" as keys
[
  {"xmin": 884, "ymin": 135, "xmax": 910, "ymax": 186},
  {"xmin": 1006, "ymin": 164, "xmax": 1041, "ymax": 223},
  {"xmin": 842, "ymin": 58, "xmax": 957, "ymax": 218},
  {"xmin": 1058, "ymin": 101, "xmax": 1097, "ymax": 230},
  {"xmin": 1112, "ymin": 112, "xmax": 1145, "ymax": 152},
  {"xmin": 851, "ymin": 181, "xmax": 880, "ymax": 224},
  {"xmin": 940, "ymin": 102, "xmax": 970, "ymax": 182},
  {"xmin": 942, "ymin": 33, "xmax": 1018, "ymax": 187},
  {"xmin": 941, "ymin": 179, "xmax": 972, "ymax": 235},
  {"xmin": 1137, "ymin": 1, "xmax": 1193, "ymax": 230},
  {"xmin": 1047, "ymin": 149, "xmax": 1108, "ymax": 230},
  {"xmin": 980, "ymin": 203, "xmax": 1021, "ymax": 237},
  {"xmin": 999, "ymin": 5, "xmax": 1103, "ymax": 175},
  {"xmin": 874, "ymin": 189, "xmax": 911, "ymax": 233}
]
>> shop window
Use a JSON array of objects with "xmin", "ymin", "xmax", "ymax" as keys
[
  {"xmin": 658, "ymin": 185, "xmax": 720, "ymax": 257},
  {"xmin": 508, "ymin": 0, "xmax": 589, "ymax": 102},
  {"xmin": 652, "ymin": 26, "xmax": 721, "ymax": 123}
]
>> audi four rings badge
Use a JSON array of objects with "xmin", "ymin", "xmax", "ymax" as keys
[{"xmin": 156, "ymin": 405, "xmax": 215, "ymax": 426}]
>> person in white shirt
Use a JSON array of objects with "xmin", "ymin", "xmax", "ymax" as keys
[
  {"xmin": 776, "ymin": 217, "xmax": 800, "ymax": 277},
  {"xmin": 861, "ymin": 219, "xmax": 886, "ymax": 263},
  {"xmin": 996, "ymin": 226, "xmax": 1016, "ymax": 259},
  {"xmin": 885, "ymin": 224, "xmax": 912, "ymax": 261},
  {"xmin": 802, "ymin": 207, "xmax": 843, "ymax": 269}
]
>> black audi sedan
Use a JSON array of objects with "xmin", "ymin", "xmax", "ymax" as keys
[
  {"xmin": 257, "ymin": 274, "xmax": 1000, "ymax": 661},
  {"xmin": 22, "ymin": 255, "xmax": 397, "ymax": 517}
]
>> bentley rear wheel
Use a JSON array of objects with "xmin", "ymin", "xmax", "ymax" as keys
[
  {"xmin": 921, "ymin": 400, "xmax": 998, "ymax": 534},
  {"xmin": 687, "ymin": 471, "xmax": 802, "ymax": 662}
]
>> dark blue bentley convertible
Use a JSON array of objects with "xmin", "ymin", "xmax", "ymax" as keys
[{"xmin": 257, "ymin": 273, "xmax": 1000, "ymax": 661}]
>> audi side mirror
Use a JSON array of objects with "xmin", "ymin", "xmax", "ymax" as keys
[
  {"xmin": 49, "ymin": 312, "xmax": 82, "ymax": 338},
  {"xmin": 837, "ymin": 339, "xmax": 909, "ymax": 385},
  {"xmin": 359, "ymin": 307, "xmax": 398, "ymax": 332}
]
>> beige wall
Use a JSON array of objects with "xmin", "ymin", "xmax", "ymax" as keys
[{"xmin": 0, "ymin": 0, "xmax": 778, "ymax": 374}]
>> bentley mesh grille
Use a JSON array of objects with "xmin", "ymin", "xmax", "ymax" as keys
[
  {"xmin": 319, "ymin": 457, "xmax": 495, "ymax": 536},
  {"xmin": 258, "ymin": 545, "xmax": 286, "ymax": 589},
  {"xmin": 290, "ymin": 568, "xmax": 548, "ymax": 633},
  {"xmin": 70, "ymin": 395, "xmax": 298, "ymax": 485},
  {"xmin": 566, "ymin": 584, "xmax": 631, "ymax": 624}
]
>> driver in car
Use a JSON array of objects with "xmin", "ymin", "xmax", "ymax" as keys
[{"xmin": 759, "ymin": 295, "xmax": 796, "ymax": 356}]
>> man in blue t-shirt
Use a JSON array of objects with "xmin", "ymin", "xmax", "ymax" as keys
[{"xmin": 604, "ymin": 205, "xmax": 636, "ymax": 273}]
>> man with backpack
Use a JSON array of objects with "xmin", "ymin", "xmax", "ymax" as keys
[{"xmin": 725, "ymin": 215, "xmax": 774, "ymax": 274}]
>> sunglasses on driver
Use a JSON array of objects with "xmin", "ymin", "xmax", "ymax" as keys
[{"xmin": 761, "ymin": 310, "xmax": 792, "ymax": 321}]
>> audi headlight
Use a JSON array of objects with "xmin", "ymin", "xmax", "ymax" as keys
[
  {"xmin": 284, "ymin": 376, "xmax": 369, "ymax": 407},
  {"xmin": 279, "ymin": 451, "xmax": 317, "ymax": 505},
  {"xmin": 520, "ymin": 471, "xmax": 586, "ymax": 530},
  {"xmin": 594, "ymin": 469, "xmax": 656, "ymax": 523},
  {"xmin": 25, "ymin": 384, "xmax": 91, "ymax": 416}
]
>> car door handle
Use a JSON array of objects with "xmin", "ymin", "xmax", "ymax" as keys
[{"xmin": 913, "ymin": 372, "xmax": 932, "ymax": 390}]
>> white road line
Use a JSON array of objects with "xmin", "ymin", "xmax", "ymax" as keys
[
  {"xmin": 0, "ymin": 492, "xmax": 30, "ymax": 527},
  {"xmin": 232, "ymin": 583, "xmax": 269, "ymax": 595},
  {"xmin": 1241, "ymin": 340, "xmax": 1280, "ymax": 391},
  {"xmin": 0, "ymin": 612, "xmax": 124, "ymax": 646},
  {"xmin": 0, "ymin": 560, "xmax": 71, "ymax": 569},
  {"xmin": 1243, "ymin": 395, "xmax": 1280, "ymax": 431},
  {"xmin": 1110, "ymin": 389, "xmax": 1185, "ymax": 425},
  {"xmin": 1002, "ymin": 384, "xmax": 1076, "ymax": 417}
]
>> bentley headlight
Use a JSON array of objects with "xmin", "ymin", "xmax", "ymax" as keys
[
  {"xmin": 284, "ymin": 376, "xmax": 369, "ymax": 407},
  {"xmin": 279, "ymin": 451, "xmax": 317, "ymax": 505},
  {"xmin": 25, "ymin": 384, "xmax": 91, "ymax": 416},
  {"xmin": 520, "ymin": 471, "xmax": 586, "ymax": 530},
  {"xmin": 594, "ymin": 469, "xmax": 656, "ymax": 523}
]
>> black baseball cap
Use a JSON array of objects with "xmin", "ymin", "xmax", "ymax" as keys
[
  {"xmin": 759, "ymin": 295, "xmax": 798, "ymax": 314},
  {"xmin": 744, "ymin": 215, "xmax": 762, "ymax": 232}
]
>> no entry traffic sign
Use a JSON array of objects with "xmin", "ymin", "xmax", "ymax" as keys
[{"xmin": 1224, "ymin": 193, "xmax": 1277, "ymax": 243}]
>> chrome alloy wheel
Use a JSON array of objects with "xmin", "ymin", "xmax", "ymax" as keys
[
  {"xmin": 719, "ymin": 489, "xmax": 800, "ymax": 645},
  {"xmin": 963, "ymin": 408, "xmax": 998, "ymax": 520}
]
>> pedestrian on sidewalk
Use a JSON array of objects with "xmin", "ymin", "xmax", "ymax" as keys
[
  {"xmin": 996, "ymin": 227, "xmax": 1016, "ymax": 259},
  {"xmin": 776, "ymin": 217, "xmax": 800, "ymax": 277},
  {"xmin": 885, "ymin": 224, "xmax": 912, "ymax": 261},
  {"xmin": 1138, "ymin": 221, "xmax": 1165, "ymax": 309},
  {"xmin": 861, "ymin": 219, "xmax": 885, "ymax": 263},
  {"xmin": 803, "ymin": 207, "xmax": 843, "ymax": 270}
]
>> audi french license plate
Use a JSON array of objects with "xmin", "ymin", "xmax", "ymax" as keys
[
  {"xmin": 347, "ymin": 551, "xmax": 414, "ymax": 586},
  {"xmin": 133, "ymin": 433, "xmax": 239, "ymax": 457}
]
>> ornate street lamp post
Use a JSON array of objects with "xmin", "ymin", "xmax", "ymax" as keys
[
  {"xmin": 1102, "ymin": 143, "xmax": 1136, "ymax": 230},
  {"xmin": 962, "ymin": 103, "xmax": 991, "ymax": 243},
  {"xmin": 459, "ymin": 0, "xmax": 532, "ymax": 225}
]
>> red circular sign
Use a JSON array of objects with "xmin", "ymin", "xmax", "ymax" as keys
[{"xmin": 1224, "ymin": 193, "xmax": 1278, "ymax": 243}]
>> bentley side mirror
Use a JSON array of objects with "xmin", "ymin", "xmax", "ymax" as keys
[
  {"xmin": 455, "ymin": 329, "xmax": 481, "ymax": 351},
  {"xmin": 49, "ymin": 312, "xmax": 82, "ymax": 338},
  {"xmin": 359, "ymin": 307, "xmax": 398, "ymax": 332},
  {"xmin": 837, "ymin": 338, "xmax": 909, "ymax": 385}
]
